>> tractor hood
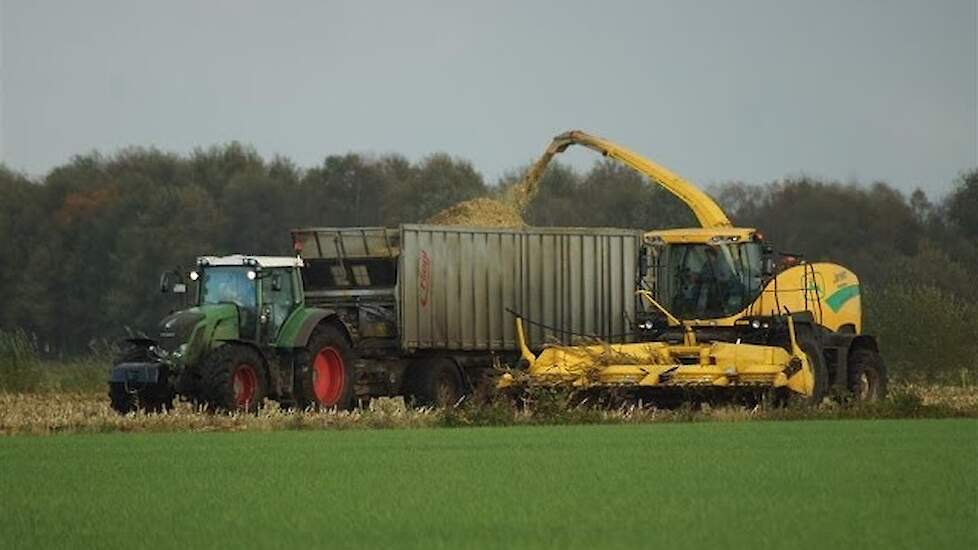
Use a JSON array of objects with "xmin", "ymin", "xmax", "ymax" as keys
[
  {"xmin": 158, "ymin": 310, "xmax": 205, "ymax": 353},
  {"xmin": 156, "ymin": 304, "xmax": 239, "ymax": 365}
]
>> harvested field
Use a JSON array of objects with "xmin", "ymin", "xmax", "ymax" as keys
[
  {"xmin": 1, "ymin": 420, "xmax": 975, "ymax": 549},
  {"xmin": 1, "ymin": 383, "xmax": 976, "ymax": 436}
]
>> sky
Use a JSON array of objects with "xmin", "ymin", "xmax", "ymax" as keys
[{"xmin": 1, "ymin": 0, "xmax": 975, "ymax": 197}]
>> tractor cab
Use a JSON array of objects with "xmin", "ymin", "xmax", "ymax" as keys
[{"xmin": 190, "ymin": 255, "xmax": 304, "ymax": 343}]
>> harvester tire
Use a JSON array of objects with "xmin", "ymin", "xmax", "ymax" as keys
[
  {"xmin": 794, "ymin": 337, "xmax": 829, "ymax": 406},
  {"xmin": 848, "ymin": 348, "xmax": 887, "ymax": 402},
  {"xmin": 404, "ymin": 357, "xmax": 464, "ymax": 408},
  {"xmin": 108, "ymin": 346, "xmax": 173, "ymax": 414},
  {"xmin": 298, "ymin": 324, "xmax": 356, "ymax": 411},
  {"xmin": 199, "ymin": 344, "xmax": 268, "ymax": 412}
]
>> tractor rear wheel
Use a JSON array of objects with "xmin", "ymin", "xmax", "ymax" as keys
[
  {"xmin": 199, "ymin": 344, "xmax": 268, "ymax": 412},
  {"xmin": 404, "ymin": 357, "xmax": 464, "ymax": 408},
  {"xmin": 107, "ymin": 346, "xmax": 173, "ymax": 414},
  {"xmin": 848, "ymin": 348, "xmax": 887, "ymax": 402},
  {"xmin": 298, "ymin": 324, "xmax": 356, "ymax": 410}
]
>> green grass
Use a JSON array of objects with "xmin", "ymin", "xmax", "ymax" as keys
[{"xmin": 1, "ymin": 420, "xmax": 975, "ymax": 549}]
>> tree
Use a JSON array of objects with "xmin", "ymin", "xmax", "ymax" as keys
[
  {"xmin": 383, "ymin": 153, "xmax": 487, "ymax": 223},
  {"xmin": 946, "ymin": 169, "xmax": 978, "ymax": 239}
]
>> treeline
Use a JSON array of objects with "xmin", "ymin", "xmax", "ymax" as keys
[{"xmin": 1, "ymin": 144, "xmax": 975, "ymax": 379}]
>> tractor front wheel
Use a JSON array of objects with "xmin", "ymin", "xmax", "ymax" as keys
[{"xmin": 199, "ymin": 344, "xmax": 268, "ymax": 412}]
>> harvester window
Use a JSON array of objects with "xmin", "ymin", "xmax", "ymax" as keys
[{"xmin": 669, "ymin": 243, "xmax": 762, "ymax": 319}]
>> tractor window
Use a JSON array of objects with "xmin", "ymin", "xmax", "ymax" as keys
[
  {"xmin": 200, "ymin": 267, "xmax": 258, "ymax": 311},
  {"xmin": 668, "ymin": 242, "xmax": 762, "ymax": 318},
  {"xmin": 261, "ymin": 268, "xmax": 296, "ymax": 339}
]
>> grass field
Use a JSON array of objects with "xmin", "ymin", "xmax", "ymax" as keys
[{"xmin": 1, "ymin": 419, "xmax": 975, "ymax": 549}]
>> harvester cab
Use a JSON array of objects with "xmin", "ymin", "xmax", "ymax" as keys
[{"xmin": 505, "ymin": 130, "xmax": 887, "ymax": 403}]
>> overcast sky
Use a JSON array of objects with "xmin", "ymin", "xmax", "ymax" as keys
[{"xmin": 1, "ymin": 0, "xmax": 975, "ymax": 196}]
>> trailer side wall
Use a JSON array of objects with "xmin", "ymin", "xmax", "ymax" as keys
[{"xmin": 398, "ymin": 225, "xmax": 641, "ymax": 351}]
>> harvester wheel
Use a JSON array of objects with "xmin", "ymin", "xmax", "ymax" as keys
[
  {"xmin": 848, "ymin": 348, "xmax": 887, "ymax": 402},
  {"xmin": 404, "ymin": 357, "xmax": 464, "ymax": 408},
  {"xmin": 789, "ymin": 337, "xmax": 829, "ymax": 406},
  {"xmin": 107, "ymin": 346, "xmax": 173, "ymax": 414},
  {"xmin": 200, "ymin": 344, "xmax": 268, "ymax": 412},
  {"xmin": 299, "ymin": 324, "xmax": 356, "ymax": 410}
]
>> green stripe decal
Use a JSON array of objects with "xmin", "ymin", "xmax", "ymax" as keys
[{"xmin": 825, "ymin": 285, "xmax": 860, "ymax": 312}]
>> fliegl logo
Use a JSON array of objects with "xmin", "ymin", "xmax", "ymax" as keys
[{"xmin": 419, "ymin": 250, "xmax": 431, "ymax": 308}]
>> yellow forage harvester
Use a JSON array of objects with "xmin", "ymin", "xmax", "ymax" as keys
[{"xmin": 500, "ymin": 131, "xmax": 886, "ymax": 403}]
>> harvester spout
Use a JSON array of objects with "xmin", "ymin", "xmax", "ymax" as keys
[{"xmin": 511, "ymin": 130, "xmax": 732, "ymax": 228}]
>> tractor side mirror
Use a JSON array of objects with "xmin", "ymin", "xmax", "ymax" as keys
[
  {"xmin": 159, "ymin": 270, "xmax": 187, "ymax": 294},
  {"xmin": 271, "ymin": 272, "xmax": 283, "ymax": 292}
]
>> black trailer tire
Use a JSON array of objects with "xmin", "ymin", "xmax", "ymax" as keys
[
  {"xmin": 404, "ymin": 357, "xmax": 464, "ymax": 408},
  {"xmin": 107, "ymin": 346, "xmax": 173, "ymax": 414},
  {"xmin": 848, "ymin": 348, "xmax": 888, "ymax": 402},
  {"xmin": 199, "ymin": 344, "xmax": 268, "ymax": 412},
  {"xmin": 298, "ymin": 324, "xmax": 356, "ymax": 411}
]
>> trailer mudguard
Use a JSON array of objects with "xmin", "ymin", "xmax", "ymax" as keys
[{"xmin": 276, "ymin": 307, "xmax": 341, "ymax": 349}]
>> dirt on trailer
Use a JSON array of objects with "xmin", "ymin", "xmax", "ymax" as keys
[{"xmin": 425, "ymin": 197, "xmax": 525, "ymax": 228}]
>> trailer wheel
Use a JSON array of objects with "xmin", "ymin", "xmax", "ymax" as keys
[
  {"xmin": 299, "ymin": 324, "xmax": 356, "ymax": 410},
  {"xmin": 848, "ymin": 348, "xmax": 887, "ymax": 402},
  {"xmin": 107, "ymin": 346, "xmax": 173, "ymax": 414},
  {"xmin": 200, "ymin": 344, "xmax": 268, "ymax": 412},
  {"xmin": 404, "ymin": 357, "xmax": 464, "ymax": 408}
]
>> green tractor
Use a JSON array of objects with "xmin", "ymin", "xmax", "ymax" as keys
[{"xmin": 108, "ymin": 255, "xmax": 356, "ymax": 413}]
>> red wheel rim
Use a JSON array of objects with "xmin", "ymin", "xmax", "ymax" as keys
[
  {"xmin": 312, "ymin": 347, "xmax": 345, "ymax": 406},
  {"xmin": 232, "ymin": 364, "xmax": 258, "ymax": 407}
]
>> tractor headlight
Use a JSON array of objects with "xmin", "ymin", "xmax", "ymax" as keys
[
  {"xmin": 750, "ymin": 319, "xmax": 762, "ymax": 329},
  {"xmin": 189, "ymin": 270, "xmax": 199, "ymax": 281},
  {"xmin": 246, "ymin": 270, "xmax": 257, "ymax": 280}
]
